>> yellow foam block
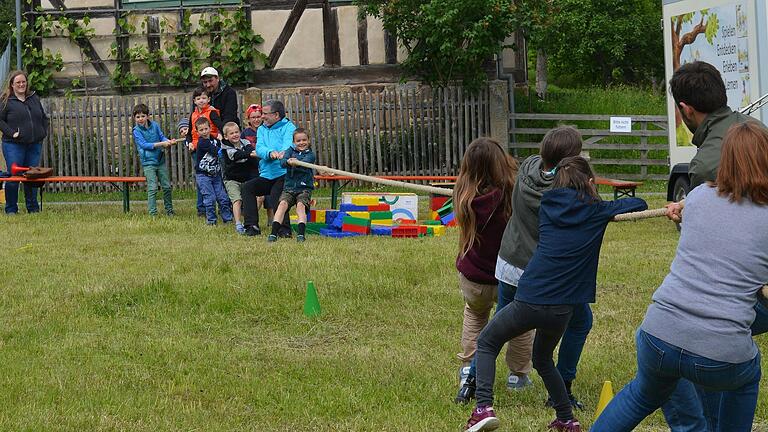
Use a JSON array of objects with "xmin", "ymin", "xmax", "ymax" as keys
[
  {"xmin": 430, "ymin": 210, "xmax": 439, "ymax": 221},
  {"xmin": 347, "ymin": 211, "xmax": 371, "ymax": 219},
  {"xmin": 371, "ymin": 220, "xmax": 393, "ymax": 226},
  {"xmin": 313, "ymin": 210, "xmax": 326, "ymax": 223},
  {"xmin": 351, "ymin": 196, "xmax": 380, "ymax": 206},
  {"xmin": 432, "ymin": 225, "xmax": 446, "ymax": 236}
]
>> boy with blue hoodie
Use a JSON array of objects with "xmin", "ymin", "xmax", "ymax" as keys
[
  {"xmin": 268, "ymin": 128, "xmax": 315, "ymax": 243},
  {"xmin": 193, "ymin": 117, "xmax": 233, "ymax": 225},
  {"xmin": 132, "ymin": 103, "xmax": 174, "ymax": 216},
  {"xmin": 241, "ymin": 100, "xmax": 297, "ymax": 237}
]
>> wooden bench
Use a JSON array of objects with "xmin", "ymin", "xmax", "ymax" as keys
[
  {"xmin": 2, "ymin": 176, "xmax": 147, "ymax": 213},
  {"xmin": 315, "ymin": 175, "xmax": 641, "ymax": 206},
  {"xmin": 594, "ymin": 177, "xmax": 642, "ymax": 200}
]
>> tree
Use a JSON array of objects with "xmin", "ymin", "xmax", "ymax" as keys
[
  {"xmin": 533, "ymin": 0, "xmax": 664, "ymax": 87},
  {"xmin": 357, "ymin": 0, "xmax": 519, "ymax": 91},
  {"xmin": 0, "ymin": 0, "xmax": 14, "ymax": 50},
  {"xmin": 670, "ymin": 10, "xmax": 719, "ymax": 71}
]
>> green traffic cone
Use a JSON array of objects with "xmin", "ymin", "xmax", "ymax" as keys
[{"xmin": 304, "ymin": 280, "xmax": 321, "ymax": 317}]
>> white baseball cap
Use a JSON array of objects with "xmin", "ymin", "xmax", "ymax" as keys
[{"xmin": 200, "ymin": 67, "xmax": 219, "ymax": 77}]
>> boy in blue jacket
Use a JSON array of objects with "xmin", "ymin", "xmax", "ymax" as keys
[
  {"xmin": 132, "ymin": 103, "xmax": 174, "ymax": 216},
  {"xmin": 194, "ymin": 117, "xmax": 233, "ymax": 225},
  {"xmin": 267, "ymin": 128, "xmax": 315, "ymax": 243}
]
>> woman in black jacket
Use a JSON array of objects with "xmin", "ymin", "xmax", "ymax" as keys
[{"xmin": 0, "ymin": 70, "xmax": 49, "ymax": 214}]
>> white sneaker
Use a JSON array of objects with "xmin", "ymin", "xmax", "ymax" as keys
[
  {"xmin": 459, "ymin": 366, "xmax": 471, "ymax": 386},
  {"xmin": 507, "ymin": 373, "xmax": 533, "ymax": 390}
]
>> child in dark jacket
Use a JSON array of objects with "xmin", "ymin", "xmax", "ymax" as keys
[
  {"xmin": 451, "ymin": 137, "xmax": 530, "ymax": 402},
  {"xmin": 463, "ymin": 156, "xmax": 647, "ymax": 432},
  {"xmin": 194, "ymin": 117, "xmax": 233, "ymax": 225},
  {"xmin": 132, "ymin": 103, "xmax": 174, "ymax": 216},
  {"xmin": 267, "ymin": 128, "xmax": 315, "ymax": 243},
  {"xmin": 221, "ymin": 121, "xmax": 260, "ymax": 234}
]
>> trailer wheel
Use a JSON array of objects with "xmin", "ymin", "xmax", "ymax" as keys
[
  {"xmin": 672, "ymin": 176, "xmax": 690, "ymax": 232},
  {"xmin": 673, "ymin": 176, "xmax": 690, "ymax": 202}
]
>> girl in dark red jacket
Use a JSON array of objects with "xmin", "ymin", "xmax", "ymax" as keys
[{"xmin": 453, "ymin": 137, "xmax": 524, "ymax": 403}]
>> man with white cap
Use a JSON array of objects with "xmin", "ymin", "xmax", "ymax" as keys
[{"xmin": 200, "ymin": 66, "xmax": 240, "ymax": 127}]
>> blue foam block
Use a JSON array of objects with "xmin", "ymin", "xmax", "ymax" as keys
[
  {"xmin": 371, "ymin": 226, "xmax": 393, "ymax": 236},
  {"xmin": 340, "ymin": 203, "xmax": 368, "ymax": 212},
  {"xmin": 331, "ymin": 211, "xmax": 348, "ymax": 229},
  {"xmin": 324, "ymin": 210, "xmax": 339, "ymax": 224},
  {"xmin": 440, "ymin": 212, "xmax": 455, "ymax": 225},
  {"xmin": 320, "ymin": 229, "xmax": 362, "ymax": 238}
]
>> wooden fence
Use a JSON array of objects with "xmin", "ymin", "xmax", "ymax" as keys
[
  {"xmin": 40, "ymin": 86, "xmax": 493, "ymax": 192},
  {"xmin": 510, "ymin": 113, "xmax": 669, "ymax": 180}
]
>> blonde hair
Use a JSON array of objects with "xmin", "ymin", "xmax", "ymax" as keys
[
  {"xmin": 454, "ymin": 137, "xmax": 518, "ymax": 257},
  {"xmin": 1, "ymin": 70, "xmax": 29, "ymax": 108},
  {"xmin": 222, "ymin": 121, "xmax": 240, "ymax": 136}
]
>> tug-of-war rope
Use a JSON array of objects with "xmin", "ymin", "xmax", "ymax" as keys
[{"xmin": 289, "ymin": 160, "xmax": 677, "ymax": 223}]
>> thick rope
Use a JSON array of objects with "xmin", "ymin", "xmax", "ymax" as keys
[
  {"xmin": 290, "ymin": 160, "xmax": 685, "ymax": 221},
  {"xmin": 612, "ymin": 199, "xmax": 684, "ymax": 222},
  {"xmin": 290, "ymin": 160, "xmax": 454, "ymax": 196}
]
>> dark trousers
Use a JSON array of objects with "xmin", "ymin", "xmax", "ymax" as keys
[
  {"xmin": 242, "ymin": 175, "xmax": 289, "ymax": 229},
  {"xmin": 475, "ymin": 300, "xmax": 574, "ymax": 419}
]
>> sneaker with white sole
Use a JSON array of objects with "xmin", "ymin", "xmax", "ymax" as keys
[
  {"xmin": 455, "ymin": 375, "xmax": 476, "ymax": 404},
  {"xmin": 507, "ymin": 373, "xmax": 533, "ymax": 390},
  {"xmin": 465, "ymin": 405, "xmax": 500, "ymax": 432},
  {"xmin": 459, "ymin": 366, "xmax": 471, "ymax": 386},
  {"xmin": 548, "ymin": 418, "xmax": 581, "ymax": 431}
]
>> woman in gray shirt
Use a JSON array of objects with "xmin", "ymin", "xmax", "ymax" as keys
[{"xmin": 592, "ymin": 121, "xmax": 768, "ymax": 432}]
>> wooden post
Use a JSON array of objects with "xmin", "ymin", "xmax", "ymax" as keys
[
  {"xmin": 322, "ymin": 0, "xmax": 341, "ymax": 67},
  {"xmin": 270, "ymin": 0, "xmax": 308, "ymax": 68},
  {"xmin": 384, "ymin": 29, "xmax": 397, "ymax": 64},
  {"xmin": 357, "ymin": 11, "xmax": 368, "ymax": 66}
]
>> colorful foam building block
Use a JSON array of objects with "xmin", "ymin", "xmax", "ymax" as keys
[
  {"xmin": 392, "ymin": 225, "xmax": 419, "ymax": 238},
  {"xmin": 437, "ymin": 199, "xmax": 453, "ymax": 218},
  {"xmin": 331, "ymin": 211, "xmax": 349, "ymax": 229},
  {"xmin": 340, "ymin": 203, "xmax": 369, "ymax": 212},
  {"xmin": 320, "ymin": 228, "xmax": 362, "ymax": 238},
  {"xmin": 347, "ymin": 211, "xmax": 371, "ymax": 219},
  {"xmin": 440, "ymin": 212, "xmax": 456, "ymax": 226},
  {"xmin": 398, "ymin": 219, "xmax": 418, "ymax": 225},
  {"xmin": 430, "ymin": 210, "xmax": 440, "ymax": 221},
  {"xmin": 342, "ymin": 224, "xmax": 370, "ymax": 234},
  {"xmin": 369, "ymin": 211, "xmax": 392, "ymax": 220},
  {"xmin": 324, "ymin": 210, "xmax": 339, "ymax": 224},
  {"xmin": 367, "ymin": 204, "xmax": 391, "ymax": 212},
  {"xmin": 371, "ymin": 220, "xmax": 393, "ymax": 226},
  {"xmin": 417, "ymin": 225, "xmax": 428, "ymax": 237},
  {"xmin": 309, "ymin": 209, "xmax": 326, "ymax": 224},
  {"xmin": 371, "ymin": 226, "xmax": 393, "ymax": 236},
  {"xmin": 422, "ymin": 220, "xmax": 441, "ymax": 226},
  {"xmin": 431, "ymin": 195, "xmax": 451, "ymax": 211},
  {"xmin": 432, "ymin": 225, "xmax": 446, "ymax": 236},
  {"xmin": 342, "ymin": 215, "xmax": 370, "ymax": 234},
  {"xmin": 351, "ymin": 196, "xmax": 380, "ymax": 206},
  {"xmin": 291, "ymin": 222, "xmax": 327, "ymax": 235}
]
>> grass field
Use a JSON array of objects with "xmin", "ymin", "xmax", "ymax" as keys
[{"xmin": 2, "ymin": 193, "xmax": 767, "ymax": 431}]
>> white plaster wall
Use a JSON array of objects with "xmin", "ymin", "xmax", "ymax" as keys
[
  {"xmin": 274, "ymin": 9, "xmax": 324, "ymax": 69},
  {"xmin": 336, "ymin": 6, "xmax": 359, "ymax": 67},
  {"xmin": 42, "ymin": 0, "xmax": 111, "ymax": 8},
  {"xmin": 366, "ymin": 15, "xmax": 385, "ymax": 64},
  {"xmin": 251, "ymin": 10, "xmax": 289, "ymax": 58}
]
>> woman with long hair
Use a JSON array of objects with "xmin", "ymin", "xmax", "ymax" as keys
[
  {"xmin": 592, "ymin": 121, "xmax": 768, "ymax": 431},
  {"xmin": 0, "ymin": 70, "xmax": 49, "ymax": 214}
]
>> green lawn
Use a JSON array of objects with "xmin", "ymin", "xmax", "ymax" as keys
[{"xmin": 2, "ymin": 194, "xmax": 767, "ymax": 431}]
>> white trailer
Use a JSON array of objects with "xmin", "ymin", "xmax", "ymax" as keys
[{"xmin": 662, "ymin": 0, "xmax": 768, "ymax": 200}]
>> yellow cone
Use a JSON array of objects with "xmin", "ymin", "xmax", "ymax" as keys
[{"xmin": 594, "ymin": 380, "xmax": 614, "ymax": 421}]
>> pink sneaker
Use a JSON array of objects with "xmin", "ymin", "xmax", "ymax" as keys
[
  {"xmin": 548, "ymin": 418, "xmax": 582, "ymax": 432},
  {"xmin": 465, "ymin": 405, "xmax": 500, "ymax": 432}
]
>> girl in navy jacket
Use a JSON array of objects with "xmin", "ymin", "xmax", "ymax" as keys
[{"xmin": 464, "ymin": 156, "xmax": 646, "ymax": 432}]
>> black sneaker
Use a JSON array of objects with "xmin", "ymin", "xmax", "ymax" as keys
[
  {"xmin": 278, "ymin": 228, "xmax": 292, "ymax": 238},
  {"xmin": 455, "ymin": 376, "xmax": 476, "ymax": 404},
  {"xmin": 297, "ymin": 234, "xmax": 306, "ymax": 242},
  {"xmin": 545, "ymin": 393, "xmax": 585, "ymax": 411},
  {"xmin": 245, "ymin": 226, "xmax": 261, "ymax": 236}
]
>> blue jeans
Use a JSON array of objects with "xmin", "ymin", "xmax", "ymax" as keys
[
  {"xmin": 556, "ymin": 303, "xmax": 592, "ymax": 383},
  {"xmin": 191, "ymin": 151, "xmax": 205, "ymax": 215},
  {"xmin": 663, "ymin": 300, "xmax": 768, "ymax": 431},
  {"xmin": 591, "ymin": 329, "xmax": 761, "ymax": 432},
  {"xmin": 2, "ymin": 141, "xmax": 43, "ymax": 214},
  {"xmin": 195, "ymin": 173, "xmax": 233, "ymax": 224}
]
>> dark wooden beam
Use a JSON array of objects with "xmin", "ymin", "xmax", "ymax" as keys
[
  {"xmin": 47, "ymin": 0, "xmax": 110, "ymax": 76},
  {"xmin": 322, "ymin": 0, "xmax": 340, "ymax": 67},
  {"xmin": 268, "ymin": 0, "xmax": 308, "ymax": 68},
  {"xmin": 147, "ymin": 16, "xmax": 161, "ymax": 52},
  {"xmin": 357, "ymin": 11, "xmax": 368, "ymax": 66},
  {"xmin": 384, "ymin": 29, "xmax": 397, "ymax": 64}
]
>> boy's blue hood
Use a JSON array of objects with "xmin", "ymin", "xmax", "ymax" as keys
[{"xmin": 540, "ymin": 188, "xmax": 599, "ymax": 227}]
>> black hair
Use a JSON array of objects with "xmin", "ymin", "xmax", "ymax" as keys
[
  {"xmin": 194, "ymin": 117, "xmax": 210, "ymax": 129},
  {"xmin": 669, "ymin": 61, "xmax": 727, "ymax": 113}
]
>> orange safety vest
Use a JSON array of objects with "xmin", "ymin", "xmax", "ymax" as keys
[{"xmin": 189, "ymin": 105, "xmax": 221, "ymax": 150}]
